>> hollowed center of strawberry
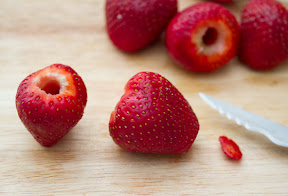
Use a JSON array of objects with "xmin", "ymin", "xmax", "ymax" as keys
[
  {"xmin": 202, "ymin": 27, "xmax": 218, "ymax": 46},
  {"xmin": 39, "ymin": 79, "xmax": 61, "ymax": 95},
  {"xmin": 34, "ymin": 72, "xmax": 69, "ymax": 95},
  {"xmin": 37, "ymin": 76, "xmax": 61, "ymax": 95},
  {"xmin": 192, "ymin": 21, "xmax": 231, "ymax": 57}
]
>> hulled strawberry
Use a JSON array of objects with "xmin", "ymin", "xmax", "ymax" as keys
[
  {"xmin": 16, "ymin": 64, "xmax": 87, "ymax": 147},
  {"xmin": 105, "ymin": 0, "xmax": 178, "ymax": 52},
  {"xmin": 239, "ymin": 0, "xmax": 288, "ymax": 70},
  {"xmin": 165, "ymin": 2, "xmax": 239, "ymax": 72},
  {"xmin": 109, "ymin": 72, "xmax": 199, "ymax": 154}
]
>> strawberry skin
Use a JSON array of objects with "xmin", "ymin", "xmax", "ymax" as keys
[
  {"xmin": 239, "ymin": 0, "xmax": 288, "ymax": 70},
  {"xmin": 16, "ymin": 64, "xmax": 87, "ymax": 147},
  {"xmin": 109, "ymin": 72, "xmax": 199, "ymax": 154},
  {"xmin": 165, "ymin": 2, "xmax": 240, "ymax": 72},
  {"xmin": 105, "ymin": 0, "xmax": 177, "ymax": 52},
  {"xmin": 211, "ymin": 0, "xmax": 233, "ymax": 3}
]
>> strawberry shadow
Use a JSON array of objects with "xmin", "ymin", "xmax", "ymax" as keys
[
  {"xmin": 113, "ymin": 142, "xmax": 199, "ymax": 167},
  {"xmin": 219, "ymin": 151, "xmax": 243, "ymax": 164},
  {"xmin": 26, "ymin": 126, "xmax": 82, "ymax": 163},
  {"xmin": 180, "ymin": 58, "xmax": 234, "ymax": 77},
  {"xmin": 242, "ymin": 58, "xmax": 288, "ymax": 74},
  {"xmin": 114, "ymin": 39, "xmax": 163, "ymax": 58}
]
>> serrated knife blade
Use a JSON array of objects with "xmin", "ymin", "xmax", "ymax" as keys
[{"xmin": 199, "ymin": 93, "xmax": 288, "ymax": 147}]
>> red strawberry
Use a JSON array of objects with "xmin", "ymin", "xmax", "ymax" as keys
[
  {"xmin": 16, "ymin": 64, "xmax": 87, "ymax": 147},
  {"xmin": 105, "ymin": 0, "xmax": 178, "ymax": 52},
  {"xmin": 219, "ymin": 136, "xmax": 242, "ymax": 160},
  {"xmin": 239, "ymin": 0, "xmax": 288, "ymax": 70},
  {"xmin": 165, "ymin": 2, "xmax": 240, "ymax": 72},
  {"xmin": 109, "ymin": 72, "xmax": 199, "ymax": 154},
  {"xmin": 211, "ymin": 0, "xmax": 233, "ymax": 3}
]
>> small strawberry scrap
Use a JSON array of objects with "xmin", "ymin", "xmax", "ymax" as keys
[{"xmin": 219, "ymin": 136, "xmax": 242, "ymax": 159}]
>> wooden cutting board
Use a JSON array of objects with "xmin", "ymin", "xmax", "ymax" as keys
[{"xmin": 1, "ymin": 0, "xmax": 288, "ymax": 195}]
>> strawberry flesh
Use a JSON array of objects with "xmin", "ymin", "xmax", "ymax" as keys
[
  {"xmin": 16, "ymin": 64, "xmax": 87, "ymax": 147},
  {"xmin": 109, "ymin": 72, "xmax": 199, "ymax": 154},
  {"xmin": 40, "ymin": 79, "xmax": 61, "ymax": 95},
  {"xmin": 219, "ymin": 136, "xmax": 242, "ymax": 160}
]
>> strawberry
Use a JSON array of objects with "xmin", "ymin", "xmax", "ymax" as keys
[
  {"xmin": 219, "ymin": 136, "xmax": 242, "ymax": 160},
  {"xmin": 211, "ymin": 0, "xmax": 233, "ymax": 3},
  {"xmin": 105, "ymin": 0, "xmax": 178, "ymax": 52},
  {"xmin": 239, "ymin": 0, "xmax": 288, "ymax": 70},
  {"xmin": 165, "ymin": 2, "xmax": 240, "ymax": 72},
  {"xmin": 109, "ymin": 72, "xmax": 199, "ymax": 154},
  {"xmin": 16, "ymin": 64, "xmax": 87, "ymax": 147}
]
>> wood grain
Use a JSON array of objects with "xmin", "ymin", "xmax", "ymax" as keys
[{"xmin": 1, "ymin": 0, "xmax": 288, "ymax": 195}]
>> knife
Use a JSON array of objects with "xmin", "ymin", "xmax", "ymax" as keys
[{"xmin": 199, "ymin": 92, "xmax": 288, "ymax": 147}]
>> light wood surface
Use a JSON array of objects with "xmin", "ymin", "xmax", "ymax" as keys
[{"xmin": 1, "ymin": 0, "xmax": 288, "ymax": 195}]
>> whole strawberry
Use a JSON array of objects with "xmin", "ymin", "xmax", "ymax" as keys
[
  {"xmin": 239, "ymin": 0, "xmax": 288, "ymax": 70},
  {"xmin": 16, "ymin": 64, "xmax": 87, "ymax": 147},
  {"xmin": 105, "ymin": 0, "xmax": 177, "ymax": 52},
  {"xmin": 165, "ymin": 2, "xmax": 239, "ymax": 72},
  {"xmin": 109, "ymin": 72, "xmax": 199, "ymax": 154}
]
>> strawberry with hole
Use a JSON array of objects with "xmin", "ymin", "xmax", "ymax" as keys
[
  {"xmin": 16, "ymin": 64, "xmax": 87, "ymax": 147},
  {"xmin": 165, "ymin": 2, "xmax": 240, "ymax": 72},
  {"xmin": 109, "ymin": 72, "xmax": 199, "ymax": 154},
  {"xmin": 105, "ymin": 0, "xmax": 178, "ymax": 52},
  {"xmin": 219, "ymin": 136, "xmax": 242, "ymax": 159},
  {"xmin": 239, "ymin": 0, "xmax": 288, "ymax": 70}
]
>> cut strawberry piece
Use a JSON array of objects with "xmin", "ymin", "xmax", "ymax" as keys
[
  {"xmin": 219, "ymin": 136, "xmax": 242, "ymax": 160},
  {"xmin": 16, "ymin": 64, "xmax": 87, "ymax": 147},
  {"xmin": 109, "ymin": 72, "xmax": 200, "ymax": 154},
  {"xmin": 165, "ymin": 2, "xmax": 240, "ymax": 72}
]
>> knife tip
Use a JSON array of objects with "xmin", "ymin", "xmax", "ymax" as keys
[{"xmin": 198, "ymin": 92, "xmax": 206, "ymax": 99}]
